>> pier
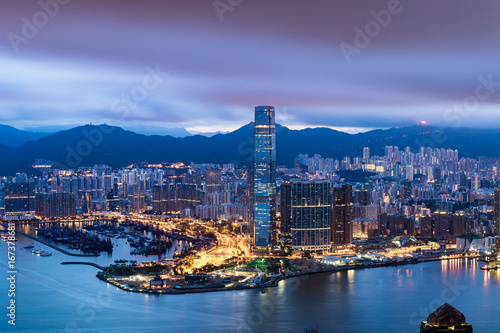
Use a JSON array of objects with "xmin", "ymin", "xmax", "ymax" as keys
[{"xmin": 61, "ymin": 262, "xmax": 104, "ymax": 270}]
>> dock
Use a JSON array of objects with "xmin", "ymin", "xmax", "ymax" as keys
[{"xmin": 61, "ymin": 262, "xmax": 104, "ymax": 270}]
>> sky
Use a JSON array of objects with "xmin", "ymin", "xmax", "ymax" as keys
[{"xmin": 1, "ymin": 0, "xmax": 500, "ymax": 134}]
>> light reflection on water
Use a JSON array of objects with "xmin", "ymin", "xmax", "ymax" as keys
[{"xmin": 1, "ymin": 234, "xmax": 499, "ymax": 333}]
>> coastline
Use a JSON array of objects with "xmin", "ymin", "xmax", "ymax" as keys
[{"xmin": 93, "ymin": 254, "xmax": 482, "ymax": 295}]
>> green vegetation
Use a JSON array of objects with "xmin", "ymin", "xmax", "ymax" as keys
[
  {"xmin": 101, "ymin": 264, "xmax": 169, "ymax": 278},
  {"xmin": 246, "ymin": 258, "xmax": 269, "ymax": 271}
]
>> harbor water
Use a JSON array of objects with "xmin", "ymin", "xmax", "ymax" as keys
[{"xmin": 1, "ymin": 233, "xmax": 500, "ymax": 332}]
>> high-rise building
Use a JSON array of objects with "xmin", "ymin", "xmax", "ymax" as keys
[
  {"xmin": 363, "ymin": 147, "xmax": 370, "ymax": 162},
  {"xmin": 332, "ymin": 184, "xmax": 353, "ymax": 245},
  {"xmin": 406, "ymin": 165, "xmax": 414, "ymax": 181},
  {"xmin": 247, "ymin": 169, "xmax": 254, "ymax": 237},
  {"xmin": 459, "ymin": 172, "xmax": 468, "ymax": 190},
  {"xmin": 176, "ymin": 183, "xmax": 203, "ymax": 212},
  {"xmin": 494, "ymin": 189, "xmax": 500, "ymax": 235},
  {"xmin": 36, "ymin": 192, "xmax": 76, "ymax": 218},
  {"xmin": 4, "ymin": 182, "xmax": 36, "ymax": 218},
  {"xmin": 420, "ymin": 213, "xmax": 466, "ymax": 239},
  {"xmin": 152, "ymin": 184, "xmax": 172, "ymax": 214},
  {"xmin": 379, "ymin": 214, "xmax": 414, "ymax": 236},
  {"xmin": 205, "ymin": 167, "xmax": 222, "ymax": 193},
  {"xmin": 253, "ymin": 105, "xmax": 277, "ymax": 248},
  {"xmin": 403, "ymin": 180, "xmax": 412, "ymax": 199},
  {"xmin": 353, "ymin": 189, "xmax": 370, "ymax": 205},
  {"xmin": 471, "ymin": 174, "xmax": 480, "ymax": 191},
  {"xmin": 280, "ymin": 182, "xmax": 292, "ymax": 235},
  {"xmin": 291, "ymin": 179, "xmax": 331, "ymax": 251}
]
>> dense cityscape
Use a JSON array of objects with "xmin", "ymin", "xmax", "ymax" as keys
[
  {"xmin": 3, "ymin": 1, "xmax": 500, "ymax": 332},
  {"xmin": 3, "ymin": 106, "xmax": 500, "ymax": 332},
  {"xmin": 3, "ymin": 109, "xmax": 500, "ymax": 251}
]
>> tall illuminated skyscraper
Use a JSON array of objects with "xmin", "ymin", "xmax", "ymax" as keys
[
  {"xmin": 495, "ymin": 188, "xmax": 500, "ymax": 235},
  {"xmin": 253, "ymin": 105, "xmax": 277, "ymax": 248}
]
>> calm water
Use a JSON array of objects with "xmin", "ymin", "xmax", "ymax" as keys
[{"xmin": 1, "ymin": 233, "xmax": 500, "ymax": 333}]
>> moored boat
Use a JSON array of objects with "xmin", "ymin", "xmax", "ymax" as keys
[{"xmin": 40, "ymin": 251, "xmax": 52, "ymax": 257}]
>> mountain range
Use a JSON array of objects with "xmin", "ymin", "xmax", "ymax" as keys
[
  {"xmin": 1, "ymin": 122, "xmax": 500, "ymax": 176},
  {"xmin": 0, "ymin": 124, "xmax": 49, "ymax": 147},
  {"xmin": 15, "ymin": 124, "xmax": 224, "ymax": 141}
]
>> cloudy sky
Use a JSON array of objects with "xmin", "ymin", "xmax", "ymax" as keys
[{"xmin": 1, "ymin": 0, "xmax": 500, "ymax": 133}]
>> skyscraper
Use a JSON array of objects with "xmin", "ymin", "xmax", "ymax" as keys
[
  {"xmin": 291, "ymin": 179, "xmax": 331, "ymax": 251},
  {"xmin": 363, "ymin": 147, "xmax": 370, "ymax": 162},
  {"xmin": 205, "ymin": 167, "xmax": 222, "ymax": 193},
  {"xmin": 280, "ymin": 181, "xmax": 292, "ymax": 235},
  {"xmin": 253, "ymin": 105, "xmax": 277, "ymax": 248},
  {"xmin": 332, "ymin": 184, "xmax": 353, "ymax": 245},
  {"xmin": 4, "ymin": 182, "xmax": 36, "ymax": 219},
  {"xmin": 494, "ymin": 188, "xmax": 500, "ymax": 235},
  {"xmin": 35, "ymin": 192, "xmax": 76, "ymax": 218}
]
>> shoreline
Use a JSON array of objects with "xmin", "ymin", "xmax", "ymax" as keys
[
  {"xmin": 93, "ymin": 254, "xmax": 482, "ymax": 295},
  {"xmin": 13, "ymin": 229, "xmax": 100, "ymax": 257}
]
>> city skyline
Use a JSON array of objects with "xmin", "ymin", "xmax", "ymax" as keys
[
  {"xmin": 2, "ymin": 1, "xmax": 500, "ymax": 133},
  {"xmin": 3, "ymin": 2, "xmax": 500, "ymax": 332}
]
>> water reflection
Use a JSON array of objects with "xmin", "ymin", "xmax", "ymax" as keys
[
  {"xmin": 13, "ymin": 220, "xmax": 189, "ymax": 265},
  {"xmin": 2, "ymin": 234, "xmax": 499, "ymax": 332}
]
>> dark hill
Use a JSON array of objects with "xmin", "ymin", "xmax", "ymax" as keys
[
  {"xmin": 0, "ymin": 124, "xmax": 49, "ymax": 147},
  {"xmin": 1, "ymin": 122, "xmax": 500, "ymax": 176}
]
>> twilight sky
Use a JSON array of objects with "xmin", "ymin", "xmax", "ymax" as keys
[{"xmin": 1, "ymin": 0, "xmax": 500, "ymax": 133}]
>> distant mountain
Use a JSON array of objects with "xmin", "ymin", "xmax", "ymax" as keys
[
  {"xmin": 122, "ymin": 125, "xmax": 192, "ymax": 138},
  {"xmin": 24, "ymin": 123, "xmax": 220, "ymax": 138},
  {"xmin": 0, "ymin": 124, "xmax": 49, "ymax": 147},
  {"xmin": 1, "ymin": 123, "xmax": 500, "ymax": 176},
  {"xmin": 24, "ymin": 125, "xmax": 75, "ymax": 133},
  {"xmin": 189, "ymin": 130, "xmax": 230, "ymax": 137}
]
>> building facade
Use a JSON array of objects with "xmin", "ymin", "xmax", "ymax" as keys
[
  {"xmin": 253, "ymin": 105, "xmax": 277, "ymax": 247},
  {"xmin": 4, "ymin": 182, "xmax": 36, "ymax": 219},
  {"xmin": 291, "ymin": 179, "xmax": 331, "ymax": 251},
  {"xmin": 332, "ymin": 184, "xmax": 353, "ymax": 245},
  {"xmin": 36, "ymin": 192, "xmax": 76, "ymax": 218}
]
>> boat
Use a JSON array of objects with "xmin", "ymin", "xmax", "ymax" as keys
[
  {"xmin": 40, "ymin": 251, "xmax": 52, "ymax": 257},
  {"xmin": 114, "ymin": 259, "xmax": 128, "ymax": 263},
  {"xmin": 481, "ymin": 261, "xmax": 500, "ymax": 270},
  {"xmin": 24, "ymin": 244, "xmax": 35, "ymax": 249},
  {"xmin": 161, "ymin": 258, "xmax": 176, "ymax": 263}
]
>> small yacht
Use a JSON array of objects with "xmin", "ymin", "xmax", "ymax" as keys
[{"xmin": 40, "ymin": 251, "xmax": 52, "ymax": 257}]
